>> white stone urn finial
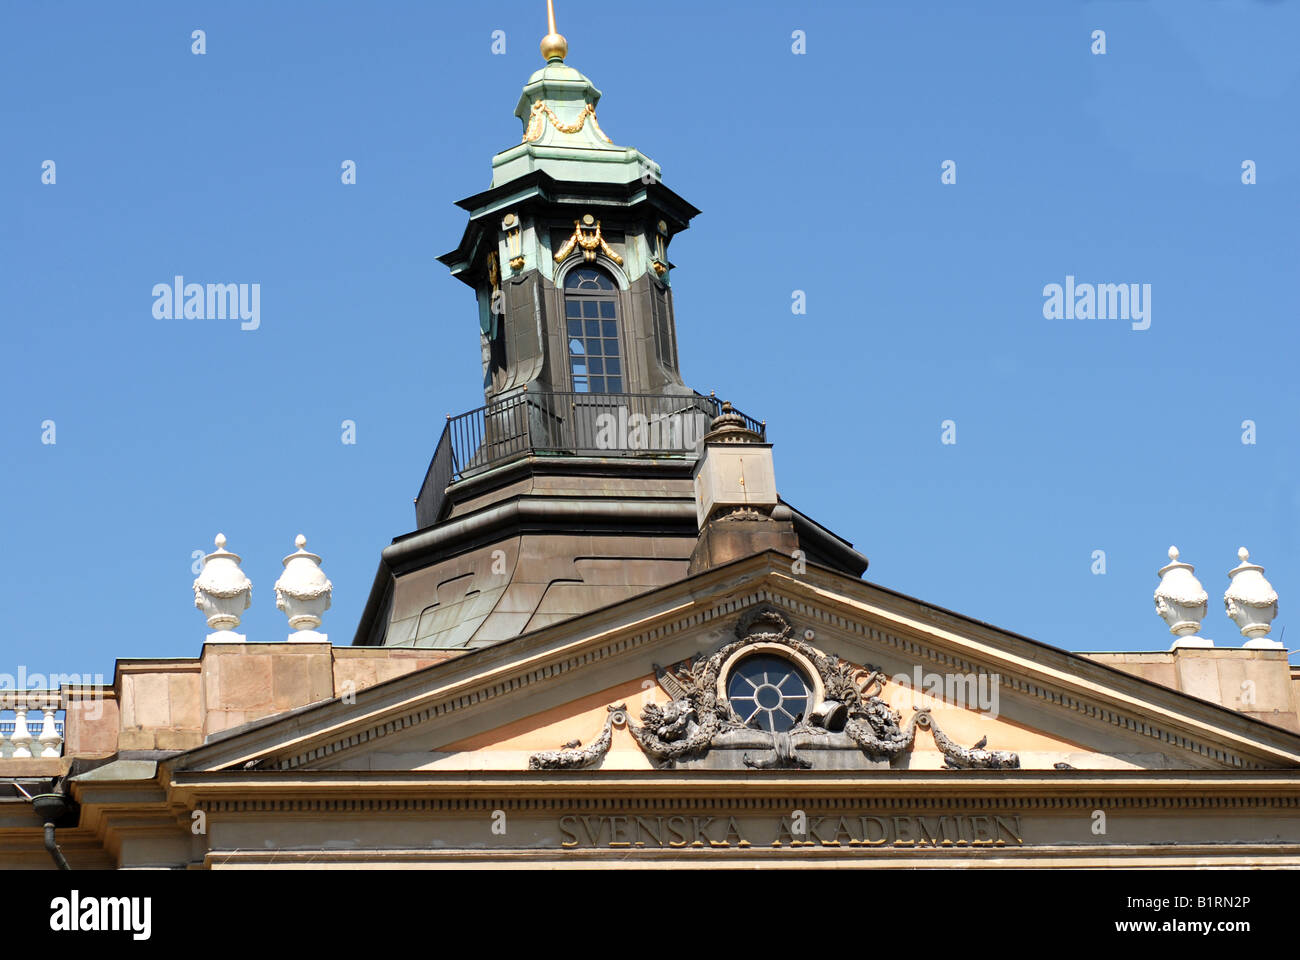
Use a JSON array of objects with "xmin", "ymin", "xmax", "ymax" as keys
[
  {"xmin": 193, "ymin": 533, "xmax": 252, "ymax": 642},
  {"xmin": 1225, "ymin": 547, "xmax": 1281, "ymax": 648},
  {"xmin": 1154, "ymin": 546, "xmax": 1211, "ymax": 650},
  {"xmin": 274, "ymin": 534, "xmax": 333, "ymax": 643}
]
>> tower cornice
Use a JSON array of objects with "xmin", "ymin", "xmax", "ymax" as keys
[{"xmin": 438, "ymin": 171, "xmax": 700, "ymax": 285}]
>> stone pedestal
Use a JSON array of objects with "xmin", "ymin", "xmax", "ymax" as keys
[{"xmin": 688, "ymin": 513, "xmax": 799, "ymax": 576}]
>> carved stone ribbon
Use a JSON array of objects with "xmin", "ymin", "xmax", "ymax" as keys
[{"xmin": 528, "ymin": 703, "xmax": 627, "ymax": 770}]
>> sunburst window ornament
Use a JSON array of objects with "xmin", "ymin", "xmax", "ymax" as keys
[{"xmin": 726, "ymin": 654, "xmax": 812, "ymax": 732}]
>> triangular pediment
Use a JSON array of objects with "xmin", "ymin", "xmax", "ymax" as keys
[{"xmin": 173, "ymin": 553, "xmax": 1300, "ymax": 776}]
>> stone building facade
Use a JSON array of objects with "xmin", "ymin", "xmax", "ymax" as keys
[{"xmin": 3, "ymin": 9, "xmax": 1300, "ymax": 869}]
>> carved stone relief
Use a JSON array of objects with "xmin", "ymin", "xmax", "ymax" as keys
[
  {"xmin": 528, "ymin": 607, "xmax": 1020, "ymax": 771},
  {"xmin": 527, "ymin": 704, "xmax": 627, "ymax": 771}
]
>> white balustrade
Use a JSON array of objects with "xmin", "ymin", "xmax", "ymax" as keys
[{"xmin": 0, "ymin": 692, "xmax": 64, "ymax": 759}]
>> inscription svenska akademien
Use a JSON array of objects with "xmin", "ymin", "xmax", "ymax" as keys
[{"xmin": 558, "ymin": 813, "xmax": 1024, "ymax": 848}]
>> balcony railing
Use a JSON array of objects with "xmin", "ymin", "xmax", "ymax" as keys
[
  {"xmin": 415, "ymin": 390, "xmax": 764, "ymax": 528},
  {"xmin": 0, "ymin": 691, "xmax": 64, "ymax": 759}
]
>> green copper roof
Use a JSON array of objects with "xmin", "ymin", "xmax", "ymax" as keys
[{"xmin": 489, "ymin": 57, "xmax": 661, "ymax": 189}]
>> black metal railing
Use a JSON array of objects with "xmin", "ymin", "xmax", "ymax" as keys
[{"xmin": 414, "ymin": 390, "xmax": 765, "ymax": 528}]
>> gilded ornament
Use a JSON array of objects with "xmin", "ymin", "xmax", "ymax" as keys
[
  {"xmin": 486, "ymin": 251, "xmax": 501, "ymax": 301},
  {"xmin": 502, "ymin": 213, "xmax": 524, "ymax": 271},
  {"xmin": 554, "ymin": 218, "xmax": 623, "ymax": 266},
  {"xmin": 651, "ymin": 223, "xmax": 669, "ymax": 276},
  {"xmin": 540, "ymin": 0, "xmax": 567, "ymax": 61},
  {"xmin": 521, "ymin": 101, "xmax": 613, "ymax": 144}
]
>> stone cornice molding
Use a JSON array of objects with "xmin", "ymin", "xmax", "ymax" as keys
[
  {"xmin": 112, "ymin": 659, "xmax": 199, "ymax": 692},
  {"xmin": 762, "ymin": 574, "xmax": 1293, "ymax": 767},
  {"xmin": 166, "ymin": 769, "xmax": 1300, "ymax": 812},
  {"xmin": 202, "ymin": 846, "xmax": 1300, "ymax": 869},
  {"xmin": 171, "ymin": 554, "xmax": 1300, "ymax": 775},
  {"xmin": 60, "ymin": 773, "xmax": 187, "ymax": 868},
  {"xmin": 53, "ymin": 764, "xmax": 1300, "ymax": 869}
]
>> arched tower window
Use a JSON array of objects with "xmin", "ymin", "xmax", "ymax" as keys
[{"xmin": 564, "ymin": 266, "xmax": 623, "ymax": 393}]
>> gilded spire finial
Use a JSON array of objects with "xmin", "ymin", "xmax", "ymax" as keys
[{"xmin": 540, "ymin": 0, "xmax": 568, "ymax": 62}]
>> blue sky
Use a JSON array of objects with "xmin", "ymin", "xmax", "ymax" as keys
[{"xmin": 2, "ymin": 0, "xmax": 1298, "ymax": 684}]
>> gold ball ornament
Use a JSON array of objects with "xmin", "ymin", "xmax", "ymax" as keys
[{"xmin": 540, "ymin": 32, "xmax": 568, "ymax": 61}]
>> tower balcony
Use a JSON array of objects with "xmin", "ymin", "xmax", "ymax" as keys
[{"xmin": 415, "ymin": 390, "xmax": 765, "ymax": 529}]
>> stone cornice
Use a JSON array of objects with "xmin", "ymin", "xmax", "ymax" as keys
[
  {"xmin": 763, "ymin": 573, "xmax": 1300, "ymax": 767},
  {"xmin": 61, "ymin": 774, "xmax": 187, "ymax": 868},
  {"xmin": 112, "ymin": 658, "xmax": 200, "ymax": 691},
  {"xmin": 202, "ymin": 846, "xmax": 1300, "ymax": 869},
  {"xmin": 440, "ymin": 171, "xmax": 699, "ymax": 282},
  {"xmin": 167, "ymin": 769, "xmax": 1300, "ymax": 812},
  {"xmin": 171, "ymin": 554, "xmax": 1300, "ymax": 775}
]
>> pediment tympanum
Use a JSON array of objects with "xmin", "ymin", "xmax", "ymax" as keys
[{"xmin": 527, "ymin": 607, "xmax": 1020, "ymax": 771}]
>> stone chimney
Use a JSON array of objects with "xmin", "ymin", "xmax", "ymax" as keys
[{"xmin": 687, "ymin": 402, "xmax": 798, "ymax": 574}]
